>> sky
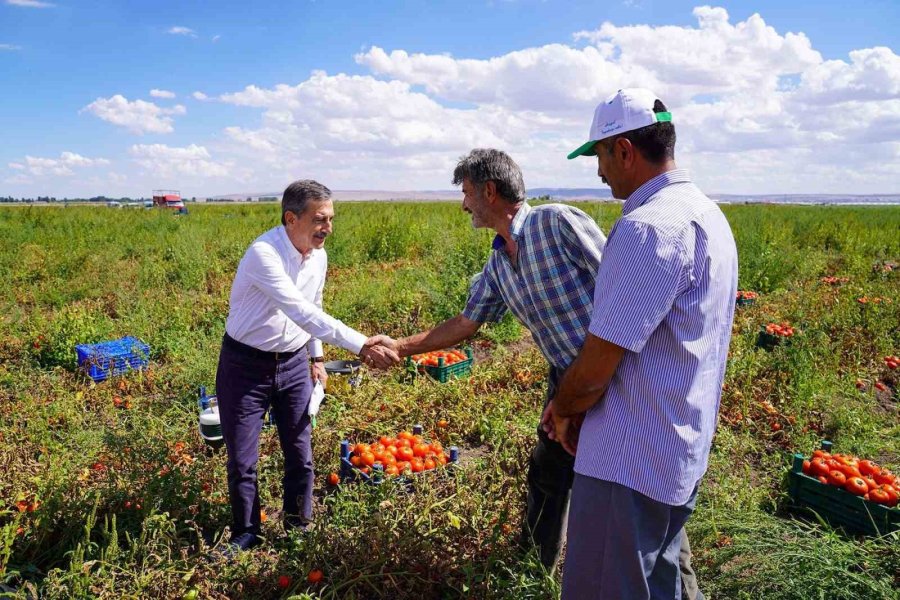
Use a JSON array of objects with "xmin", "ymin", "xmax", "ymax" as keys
[{"xmin": 1, "ymin": 0, "xmax": 898, "ymax": 198}]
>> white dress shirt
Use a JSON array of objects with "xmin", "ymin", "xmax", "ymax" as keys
[{"xmin": 224, "ymin": 225, "xmax": 367, "ymax": 355}]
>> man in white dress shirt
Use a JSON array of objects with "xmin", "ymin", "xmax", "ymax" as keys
[{"xmin": 216, "ymin": 179, "xmax": 398, "ymax": 553}]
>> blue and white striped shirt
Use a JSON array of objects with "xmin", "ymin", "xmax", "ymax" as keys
[
  {"xmin": 576, "ymin": 169, "xmax": 738, "ymax": 506},
  {"xmin": 463, "ymin": 203, "xmax": 606, "ymax": 370}
]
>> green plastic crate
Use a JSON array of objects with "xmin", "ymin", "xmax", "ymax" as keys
[
  {"xmin": 787, "ymin": 443, "xmax": 900, "ymax": 536},
  {"xmin": 407, "ymin": 347, "xmax": 474, "ymax": 383}
]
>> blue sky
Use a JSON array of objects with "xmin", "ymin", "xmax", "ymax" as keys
[{"xmin": 2, "ymin": 0, "xmax": 898, "ymax": 197}]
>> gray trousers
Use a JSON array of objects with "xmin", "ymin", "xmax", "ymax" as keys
[
  {"xmin": 216, "ymin": 334, "xmax": 314, "ymax": 536},
  {"xmin": 525, "ymin": 368, "xmax": 702, "ymax": 598},
  {"xmin": 561, "ymin": 475, "xmax": 698, "ymax": 600}
]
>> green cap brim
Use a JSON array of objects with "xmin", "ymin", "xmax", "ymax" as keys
[{"xmin": 567, "ymin": 140, "xmax": 597, "ymax": 160}]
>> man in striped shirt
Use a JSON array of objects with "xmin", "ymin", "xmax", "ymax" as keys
[
  {"xmin": 550, "ymin": 89, "xmax": 738, "ymax": 598},
  {"xmin": 368, "ymin": 149, "xmax": 701, "ymax": 594}
]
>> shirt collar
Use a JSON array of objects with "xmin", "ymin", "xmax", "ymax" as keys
[
  {"xmin": 491, "ymin": 202, "xmax": 531, "ymax": 250},
  {"xmin": 623, "ymin": 169, "xmax": 691, "ymax": 215},
  {"xmin": 277, "ymin": 225, "xmax": 306, "ymax": 263}
]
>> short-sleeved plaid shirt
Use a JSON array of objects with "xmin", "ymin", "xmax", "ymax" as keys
[{"xmin": 462, "ymin": 203, "xmax": 606, "ymax": 370}]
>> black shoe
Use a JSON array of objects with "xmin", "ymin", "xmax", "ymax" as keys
[
  {"xmin": 284, "ymin": 515, "xmax": 315, "ymax": 534},
  {"xmin": 214, "ymin": 532, "xmax": 263, "ymax": 560}
]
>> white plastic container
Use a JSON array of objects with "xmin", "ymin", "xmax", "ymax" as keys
[{"xmin": 199, "ymin": 395, "xmax": 224, "ymax": 448}]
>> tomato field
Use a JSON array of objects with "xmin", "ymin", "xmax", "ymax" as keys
[{"xmin": 0, "ymin": 202, "xmax": 898, "ymax": 599}]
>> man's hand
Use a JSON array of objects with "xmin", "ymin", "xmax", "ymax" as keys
[
  {"xmin": 364, "ymin": 334, "xmax": 400, "ymax": 355},
  {"xmin": 311, "ymin": 362, "xmax": 328, "ymax": 387},
  {"xmin": 543, "ymin": 400, "xmax": 584, "ymax": 456},
  {"xmin": 359, "ymin": 337, "xmax": 401, "ymax": 369}
]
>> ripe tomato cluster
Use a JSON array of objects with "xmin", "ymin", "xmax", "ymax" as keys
[
  {"xmin": 348, "ymin": 431, "xmax": 450, "ymax": 477},
  {"xmin": 736, "ymin": 290, "xmax": 758, "ymax": 300},
  {"xmin": 411, "ymin": 349, "xmax": 468, "ymax": 367},
  {"xmin": 802, "ymin": 450, "xmax": 898, "ymax": 508},
  {"xmin": 764, "ymin": 322, "xmax": 796, "ymax": 337},
  {"xmin": 883, "ymin": 355, "xmax": 898, "ymax": 370},
  {"xmin": 820, "ymin": 276, "xmax": 849, "ymax": 285},
  {"xmin": 857, "ymin": 296, "xmax": 892, "ymax": 305}
]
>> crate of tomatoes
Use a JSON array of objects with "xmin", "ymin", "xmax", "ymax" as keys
[
  {"xmin": 407, "ymin": 347, "xmax": 474, "ymax": 383},
  {"xmin": 338, "ymin": 424, "xmax": 459, "ymax": 485},
  {"xmin": 788, "ymin": 440, "xmax": 899, "ymax": 536},
  {"xmin": 757, "ymin": 322, "xmax": 796, "ymax": 350},
  {"xmin": 735, "ymin": 290, "xmax": 758, "ymax": 307}
]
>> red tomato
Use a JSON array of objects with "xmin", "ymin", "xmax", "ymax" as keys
[
  {"xmin": 307, "ymin": 569, "xmax": 324, "ymax": 584},
  {"xmin": 868, "ymin": 487, "xmax": 892, "ymax": 505},
  {"xmin": 410, "ymin": 459, "xmax": 424, "ymax": 473},
  {"xmin": 277, "ymin": 575, "xmax": 292, "ymax": 589},
  {"xmin": 881, "ymin": 484, "xmax": 900, "ymax": 506},
  {"xmin": 874, "ymin": 469, "xmax": 896, "ymax": 486},
  {"xmin": 397, "ymin": 446, "xmax": 414, "ymax": 462},
  {"xmin": 817, "ymin": 476, "xmax": 828, "ymax": 485},
  {"xmin": 858, "ymin": 460, "xmax": 878, "ymax": 477},
  {"xmin": 844, "ymin": 477, "xmax": 868, "ymax": 496},
  {"xmin": 810, "ymin": 458, "xmax": 831, "ymax": 478},
  {"xmin": 327, "ymin": 472, "xmax": 340, "ymax": 486},
  {"xmin": 827, "ymin": 470, "xmax": 847, "ymax": 487},
  {"xmin": 424, "ymin": 458, "xmax": 436, "ymax": 470},
  {"xmin": 361, "ymin": 452, "xmax": 376, "ymax": 467},
  {"xmin": 802, "ymin": 460, "xmax": 812, "ymax": 475}
]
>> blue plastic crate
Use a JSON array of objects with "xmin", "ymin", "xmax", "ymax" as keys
[{"xmin": 75, "ymin": 336, "xmax": 150, "ymax": 382}]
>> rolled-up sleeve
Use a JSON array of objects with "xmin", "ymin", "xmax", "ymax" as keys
[
  {"xmin": 242, "ymin": 242, "xmax": 367, "ymax": 354},
  {"xmin": 556, "ymin": 207, "xmax": 606, "ymax": 275},
  {"xmin": 588, "ymin": 219, "xmax": 688, "ymax": 353},
  {"xmin": 462, "ymin": 263, "xmax": 507, "ymax": 324}
]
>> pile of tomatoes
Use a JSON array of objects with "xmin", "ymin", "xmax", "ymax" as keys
[
  {"xmin": 736, "ymin": 290, "xmax": 758, "ymax": 301},
  {"xmin": 411, "ymin": 349, "xmax": 469, "ymax": 367},
  {"xmin": 802, "ymin": 450, "xmax": 898, "ymax": 507},
  {"xmin": 347, "ymin": 431, "xmax": 451, "ymax": 478},
  {"xmin": 884, "ymin": 355, "xmax": 898, "ymax": 370},
  {"xmin": 764, "ymin": 322, "xmax": 796, "ymax": 337},
  {"xmin": 820, "ymin": 276, "xmax": 850, "ymax": 285}
]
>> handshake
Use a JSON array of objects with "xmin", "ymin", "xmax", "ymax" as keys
[{"xmin": 358, "ymin": 334, "xmax": 403, "ymax": 369}]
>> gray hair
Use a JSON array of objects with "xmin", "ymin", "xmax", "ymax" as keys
[
  {"xmin": 452, "ymin": 149, "xmax": 526, "ymax": 204},
  {"xmin": 281, "ymin": 179, "xmax": 332, "ymax": 225}
]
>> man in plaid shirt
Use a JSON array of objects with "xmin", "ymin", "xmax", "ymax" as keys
[{"xmin": 368, "ymin": 149, "xmax": 700, "ymax": 592}]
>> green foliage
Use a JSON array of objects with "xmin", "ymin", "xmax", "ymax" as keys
[{"xmin": 0, "ymin": 202, "xmax": 898, "ymax": 599}]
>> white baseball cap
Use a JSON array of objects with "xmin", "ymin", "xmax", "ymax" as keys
[{"xmin": 567, "ymin": 88, "xmax": 672, "ymax": 159}]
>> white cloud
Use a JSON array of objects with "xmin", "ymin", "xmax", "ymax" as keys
[
  {"xmin": 150, "ymin": 89, "xmax": 176, "ymax": 99},
  {"xmin": 129, "ymin": 144, "xmax": 231, "ymax": 178},
  {"xmin": 0, "ymin": 43, "xmax": 22, "ymax": 51},
  {"xmin": 11, "ymin": 6, "xmax": 900, "ymax": 196},
  {"xmin": 81, "ymin": 95, "xmax": 186, "ymax": 134},
  {"xmin": 10, "ymin": 152, "xmax": 109, "ymax": 177},
  {"xmin": 6, "ymin": 0, "xmax": 54, "ymax": 7},
  {"xmin": 212, "ymin": 35, "xmax": 221, "ymax": 43},
  {"xmin": 167, "ymin": 26, "xmax": 197, "ymax": 37}
]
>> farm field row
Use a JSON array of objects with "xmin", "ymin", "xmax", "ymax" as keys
[{"xmin": 0, "ymin": 202, "xmax": 898, "ymax": 599}]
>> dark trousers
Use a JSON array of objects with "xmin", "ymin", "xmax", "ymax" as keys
[
  {"xmin": 216, "ymin": 334, "xmax": 314, "ymax": 536},
  {"xmin": 562, "ymin": 475, "xmax": 698, "ymax": 600},
  {"xmin": 526, "ymin": 367, "xmax": 702, "ymax": 599}
]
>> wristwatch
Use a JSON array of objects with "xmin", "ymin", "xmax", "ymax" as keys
[{"xmin": 310, "ymin": 356, "xmax": 325, "ymax": 363}]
